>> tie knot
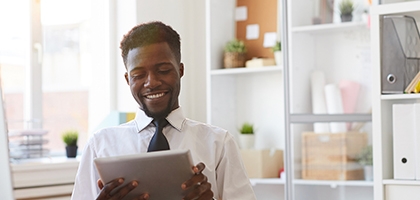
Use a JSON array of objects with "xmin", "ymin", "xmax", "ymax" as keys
[{"xmin": 153, "ymin": 119, "xmax": 168, "ymax": 128}]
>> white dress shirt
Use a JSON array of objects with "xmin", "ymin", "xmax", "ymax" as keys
[{"xmin": 71, "ymin": 107, "xmax": 256, "ymax": 200}]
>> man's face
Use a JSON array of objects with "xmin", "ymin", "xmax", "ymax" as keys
[{"xmin": 124, "ymin": 42, "xmax": 184, "ymax": 119}]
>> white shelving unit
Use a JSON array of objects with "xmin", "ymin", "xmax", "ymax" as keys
[
  {"xmin": 371, "ymin": 1, "xmax": 420, "ymax": 200},
  {"xmin": 284, "ymin": 0, "xmax": 374, "ymax": 199},
  {"xmin": 205, "ymin": 1, "xmax": 284, "ymax": 199},
  {"xmin": 205, "ymin": 0, "xmax": 284, "ymax": 151}
]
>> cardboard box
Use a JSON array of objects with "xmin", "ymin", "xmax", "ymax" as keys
[
  {"xmin": 240, "ymin": 149, "xmax": 283, "ymax": 178},
  {"xmin": 301, "ymin": 132, "xmax": 367, "ymax": 180}
]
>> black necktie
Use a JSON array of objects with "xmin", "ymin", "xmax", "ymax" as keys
[{"xmin": 147, "ymin": 119, "xmax": 170, "ymax": 152}]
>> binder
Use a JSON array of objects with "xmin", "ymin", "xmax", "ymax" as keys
[
  {"xmin": 393, "ymin": 103, "xmax": 416, "ymax": 179},
  {"xmin": 381, "ymin": 16, "xmax": 420, "ymax": 94},
  {"xmin": 415, "ymin": 103, "xmax": 420, "ymax": 180}
]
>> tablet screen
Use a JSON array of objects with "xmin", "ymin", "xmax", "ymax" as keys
[{"xmin": 94, "ymin": 149, "xmax": 194, "ymax": 200}]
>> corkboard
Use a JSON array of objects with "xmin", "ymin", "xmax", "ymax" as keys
[{"xmin": 236, "ymin": 0, "xmax": 278, "ymax": 60}]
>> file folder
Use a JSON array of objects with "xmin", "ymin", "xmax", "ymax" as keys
[
  {"xmin": 393, "ymin": 103, "xmax": 416, "ymax": 179},
  {"xmin": 415, "ymin": 103, "xmax": 420, "ymax": 180},
  {"xmin": 381, "ymin": 16, "xmax": 420, "ymax": 94}
]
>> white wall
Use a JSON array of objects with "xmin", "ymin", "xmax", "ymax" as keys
[{"xmin": 114, "ymin": 0, "xmax": 207, "ymax": 122}]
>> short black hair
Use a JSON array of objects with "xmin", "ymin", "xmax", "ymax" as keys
[{"xmin": 120, "ymin": 21, "xmax": 181, "ymax": 67}]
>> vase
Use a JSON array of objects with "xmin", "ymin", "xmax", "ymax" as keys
[
  {"xmin": 66, "ymin": 146, "xmax": 78, "ymax": 158},
  {"xmin": 340, "ymin": 14, "xmax": 353, "ymax": 22},
  {"xmin": 239, "ymin": 134, "xmax": 255, "ymax": 149},
  {"xmin": 274, "ymin": 51, "xmax": 283, "ymax": 66},
  {"xmin": 363, "ymin": 165, "xmax": 373, "ymax": 181},
  {"xmin": 224, "ymin": 52, "xmax": 245, "ymax": 68}
]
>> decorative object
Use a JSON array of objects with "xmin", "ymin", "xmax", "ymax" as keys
[
  {"xmin": 223, "ymin": 39, "xmax": 246, "ymax": 68},
  {"xmin": 339, "ymin": 0, "xmax": 354, "ymax": 22},
  {"xmin": 272, "ymin": 41, "xmax": 282, "ymax": 66},
  {"xmin": 238, "ymin": 122, "xmax": 254, "ymax": 149},
  {"xmin": 301, "ymin": 132, "xmax": 367, "ymax": 180},
  {"xmin": 62, "ymin": 130, "xmax": 78, "ymax": 158},
  {"xmin": 240, "ymin": 149, "xmax": 284, "ymax": 178},
  {"xmin": 357, "ymin": 145, "xmax": 373, "ymax": 181}
]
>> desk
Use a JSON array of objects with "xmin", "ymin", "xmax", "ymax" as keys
[{"xmin": 11, "ymin": 157, "xmax": 79, "ymax": 200}]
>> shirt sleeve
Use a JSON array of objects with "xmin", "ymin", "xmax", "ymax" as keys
[
  {"xmin": 71, "ymin": 138, "xmax": 100, "ymax": 200},
  {"xmin": 215, "ymin": 133, "xmax": 257, "ymax": 200}
]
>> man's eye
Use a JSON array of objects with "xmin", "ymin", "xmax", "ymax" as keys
[
  {"xmin": 159, "ymin": 69, "xmax": 171, "ymax": 74},
  {"xmin": 131, "ymin": 74, "xmax": 145, "ymax": 80}
]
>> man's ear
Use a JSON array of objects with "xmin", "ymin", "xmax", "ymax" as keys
[
  {"xmin": 179, "ymin": 63, "xmax": 184, "ymax": 78},
  {"xmin": 124, "ymin": 72, "xmax": 129, "ymax": 85}
]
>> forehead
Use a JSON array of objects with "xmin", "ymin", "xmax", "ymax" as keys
[{"xmin": 126, "ymin": 42, "xmax": 177, "ymax": 70}]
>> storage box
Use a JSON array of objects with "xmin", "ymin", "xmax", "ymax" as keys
[
  {"xmin": 240, "ymin": 149, "xmax": 283, "ymax": 178},
  {"xmin": 301, "ymin": 132, "xmax": 367, "ymax": 180}
]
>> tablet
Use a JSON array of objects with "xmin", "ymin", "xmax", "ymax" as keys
[{"xmin": 94, "ymin": 149, "xmax": 194, "ymax": 200}]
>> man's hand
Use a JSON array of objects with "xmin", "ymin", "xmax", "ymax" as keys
[
  {"xmin": 96, "ymin": 178, "xmax": 149, "ymax": 200},
  {"xmin": 181, "ymin": 163, "xmax": 214, "ymax": 200}
]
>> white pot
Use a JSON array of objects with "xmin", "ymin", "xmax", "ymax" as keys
[
  {"xmin": 274, "ymin": 51, "xmax": 283, "ymax": 66},
  {"xmin": 239, "ymin": 134, "xmax": 255, "ymax": 149},
  {"xmin": 363, "ymin": 165, "xmax": 373, "ymax": 181}
]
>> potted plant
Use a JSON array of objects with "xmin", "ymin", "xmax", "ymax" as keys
[
  {"xmin": 62, "ymin": 130, "xmax": 79, "ymax": 158},
  {"xmin": 271, "ymin": 41, "xmax": 282, "ymax": 66},
  {"xmin": 238, "ymin": 122, "xmax": 254, "ymax": 149},
  {"xmin": 224, "ymin": 38, "xmax": 246, "ymax": 68},
  {"xmin": 339, "ymin": 0, "xmax": 354, "ymax": 22},
  {"xmin": 357, "ymin": 145, "xmax": 373, "ymax": 181}
]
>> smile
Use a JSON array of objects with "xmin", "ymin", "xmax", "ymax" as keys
[{"xmin": 146, "ymin": 92, "xmax": 166, "ymax": 99}]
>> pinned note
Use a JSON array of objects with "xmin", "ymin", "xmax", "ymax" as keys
[{"xmin": 246, "ymin": 24, "xmax": 259, "ymax": 40}]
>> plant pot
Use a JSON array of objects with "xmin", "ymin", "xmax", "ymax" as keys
[
  {"xmin": 66, "ymin": 145, "xmax": 78, "ymax": 158},
  {"xmin": 274, "ymin": 51, "xmax": 283, "ymax": 66},
  {"xmin": 239, "ymin": 134, "xmax": 255, "ymax": 149},
  {"xmin": 224, "ymin": 52, "xmax": 245, "ymax": 68},
  {"xmin": 363, "ymin": 165, "xmax": 373, "ymax": 181},
  {"xmin": 341, "ymin": 14, "xmax": 353, "ymax": 22}
]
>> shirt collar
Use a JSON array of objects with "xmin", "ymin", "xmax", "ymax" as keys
[{"xmin": 134, "ymin": 107, "xmax": 185, "ymax": 132}]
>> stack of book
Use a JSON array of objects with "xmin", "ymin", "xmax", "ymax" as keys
[
  {"xmin": 405, "ymin": 71, "xmax": 420, "ymax": 94},
  {"xmin": 8, "ymin": 129, "xmax": 49, "ymax": 159}
]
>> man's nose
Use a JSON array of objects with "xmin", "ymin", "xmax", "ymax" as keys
[{"xmin": 144, "ymin": 72, "xmax": 161, "ymax": 88}]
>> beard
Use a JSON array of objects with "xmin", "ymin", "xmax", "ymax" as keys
[{"xmin": 140, "ymin": 98, "xmax": 172, "ymax": 120}]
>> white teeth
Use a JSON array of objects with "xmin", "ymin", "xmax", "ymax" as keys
[{"xmin": 146, "ymin": 93, "xmax": 164, "ymax": 99}]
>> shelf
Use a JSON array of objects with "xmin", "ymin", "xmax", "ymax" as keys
[
  {"xmin": 383, "ymin": 179, "xmax": 420, "ymax": 186},
  {"xmin": 290, "ymin": 113, "xmax": 372, "ymax": 123},
  {"xmin": 210, "ymin": 65, "xmax": 282, "ymax": 76},
  {"xmin": 250, "ymin": 178, "xmax": 285, "ymax": 186},
  {"xmin": 250, "ymin": 178, "xmax": 374, "ymax": 188},
  {"xmin": 291, "ymin": 22, "xmax": 369, "ymax": 35},
  {"xmin": 371, "ymin": 1, "xmax": 420, "ymax": 17},
  {"xmin": 294, "ymin": 179, "xmax": 374, "ymax": 187},
  {"xmin": 381, "ymin": 93, "xmax": 420, "ymax": 100}
]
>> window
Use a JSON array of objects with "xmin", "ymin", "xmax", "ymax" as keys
[{"xmin": 0, "ymin": 0, "xmax": 109, "ymax": 158}]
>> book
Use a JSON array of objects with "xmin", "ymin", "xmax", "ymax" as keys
[{"xmin": 404, "ymin": 71, "xmax": 420, "ymax": 93}]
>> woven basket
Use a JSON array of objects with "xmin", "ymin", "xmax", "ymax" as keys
[{"xmin": 224, "ymin": 52, "xmax": 245, "ymax": 68}]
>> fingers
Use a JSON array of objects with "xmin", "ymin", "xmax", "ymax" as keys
[
  {"xmin": 193, "ymin": 162, "xmax": 205, "ymax": 174},
  {"xmin": 182, "ymin": 163, "xmax": 214, "ymax": 200},
  {"xmin": 183, "ymin": 163, "xmax": 206, "ymax": 190},
  {"xmin": 96, "ymin": 178, "xmax": 124, "ymax": 199},
  {"xmin": 96, "ymin": 178, "xmax": 148, "ymax": 200},
  {"xmin": 97, "ymin": 179, "xmax": 104, "ymax": 190},
  {"xmin": 110, "ymin": 181, "xmax": 138, "ymax": 200},
  {"xmin": 197, "ymin": 189, "xmax": 214, "ymax": 200},
  {"xmin": 182, "ymin": 181, "xmax": 213, "ymax": 200}
]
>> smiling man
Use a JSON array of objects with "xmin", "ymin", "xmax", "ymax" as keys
[{"xmin": 71, "ymin": 21, "xmax": 256, "ymax": 200}]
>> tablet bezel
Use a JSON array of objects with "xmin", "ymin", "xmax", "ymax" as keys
[{"xmin": 94, "ymin": 149, "xmax": 194, "ymax": 200}]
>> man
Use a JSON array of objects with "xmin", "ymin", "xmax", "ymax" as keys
[{"xmin": 71, "ymin": 21, "xmax": 256, "ymax": 200}]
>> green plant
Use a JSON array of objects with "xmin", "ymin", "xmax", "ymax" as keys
[
  {"xmin": 339, "ymin": 0, "xmax": 354, "ymax": 15},
  {"xmin": 224, "ymin": 39, "xmax": 246, "ymax": 53},
  {"xmin": 62, "ymin": 130, "xmax": 78, "ymax": 146},
  {"xmin": 357, "ymin": 145, "xmax": 373, "ymax": 166},
  {"xmin": 239, "ymin": 123, "xmax": 254, "ymax": 134},
  {"xmin": 271, "ymin": 41, "xmax": 281, "ymax": 52}
]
